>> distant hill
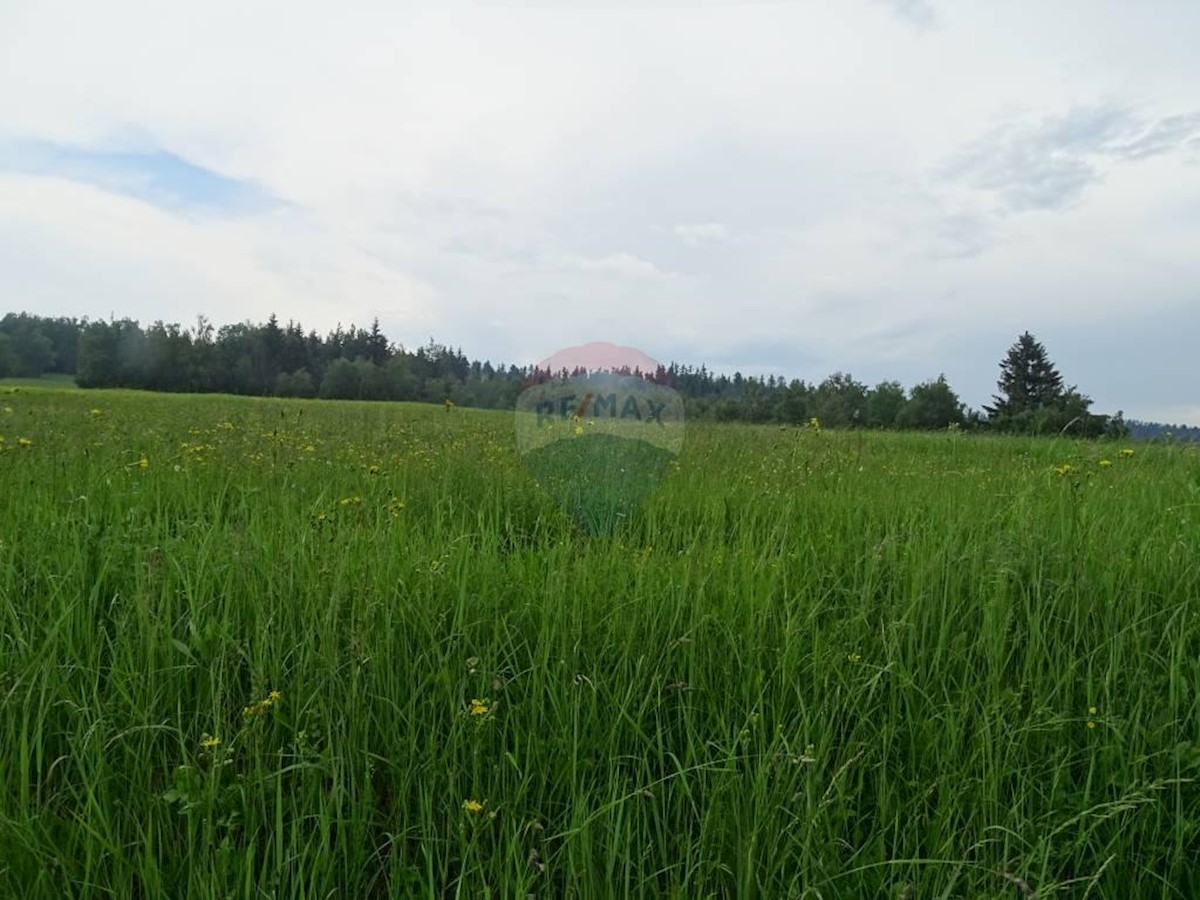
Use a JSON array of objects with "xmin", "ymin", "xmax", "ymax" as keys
[{"xmin": 1125, "ymin": 419, "xmax": 1200, "ymax": 442}]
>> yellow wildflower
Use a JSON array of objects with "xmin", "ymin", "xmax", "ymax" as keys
[
  {"xmin": 17, "ymin": 437, "xmax": 33, "ymax": 447},
  {"xmin": 243, "ymin": 689, "xmax": 282, "ymax": 717},
  {"xmin": 1053, "ymin": 463, "xmax": 1075, "ymax": 476},
  {"xmin": 200, "ymin": 733, "xmax": 222, "ymax": 750},
  {"xmin": 1098, "ymin": 459, "xmax": 1112, "ymax": 468},
  {"xmin": 90, "ymin": 408, "xmax": 102, "ymax": 416},
  {"xmin": 139, "ymin": 455, "xmax": 149, "ymax": 469},
  {"xmin": 462, "ymin": 799, "xmax": 486, "ymax": 815},
  {"xmin": 1119, "ymin": 448, "xmax": 1135, "ymax": 457},
  {"xmin": 808, "ymin": 416, "xmax": 821, "ymax": 432},
  {"xmin": 469, "ymin": 698, "xmax": 490, "ymax": 716}
]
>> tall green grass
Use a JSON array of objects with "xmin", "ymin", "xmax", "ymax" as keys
[{"xmin": 1, "ymin": 387, "xmax": 1197, "ymax": 897}]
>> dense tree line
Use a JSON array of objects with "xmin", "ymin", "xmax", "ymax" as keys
[
  {"xmin": 0, "ymin": 313, "xmax": 81, "ymax": 378},
  {"xmin": 69, "ymin": 314, "xmax": 524, "ymax": 408},
  {"xmin": 1, "ymin": 312, "xmax": 1136, "ymax": 436},
  {"xmin": 660, "ymin": 367, "xmax": 974, "ymax": 430},
  {"xmin": 1125, "ymin": 420, "xmax": 1200, "ymax": 442}
]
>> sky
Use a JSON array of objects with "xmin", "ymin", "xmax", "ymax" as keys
[{"xmin": 1, "ymin": 0, "xmax": 1198, "ymax": 423}]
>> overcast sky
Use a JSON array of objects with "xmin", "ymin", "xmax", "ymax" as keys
[{"xmin": 2, "ymin": 0, "xmax": 1198, "ymax": 422}]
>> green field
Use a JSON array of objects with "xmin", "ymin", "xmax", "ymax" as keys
[
  {"xmin": 1, "ymin": 386, "xmax": 1198, "ymax": 898},
  {"xmin": 0, "ymin": 374, "xmax": 79, "ymax": 390}
]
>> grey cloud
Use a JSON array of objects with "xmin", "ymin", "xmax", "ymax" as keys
[
  {"xmin": 681, "ymin": 336, "xmax": 823, "ymax": 379},
  {"xmin": 1112, "ymin": 113, "xmax": 1200, "ymax": 161},
  {"xmin": 926, "ymin": 211, "xmax": 998, "ymax": 259},
  {"xmin": 1035, "ymin": 105, "xmax": 1132, "ymax": 151},
  {"xmin": 674, "ymin": 222, "xmax": 731, "ymax": 246},
  {"xmin": 973, "ymin": 154, "xmax": 1095, "ymax": 213},
  {"xmin": 943, "ymin": 105, "xmax": 1200, "ymax": 213},
  {"xmin": 566, "ymin": 250, "xmax": 683, "ymax": 282},
  {"xmin": 543, "ymin": 137, "xmax": 854, "ymax": 265},
  {"xmin": 874, "ymin": 0, "xmax": 937, "ymax": 29}
]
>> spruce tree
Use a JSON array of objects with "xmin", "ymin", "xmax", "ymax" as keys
[{"xmin": 985, "ymin": 332, "xmax": 1065, "ymax": 425}]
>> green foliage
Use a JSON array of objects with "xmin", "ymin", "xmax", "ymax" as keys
[
  {"xmin": 76, "ymin": 320, "xmax": 129, "ymax": 387},
  {"xmin": 0, "ymin": 313, "xmax": 80, "ymax": 374},
  {"xmin": 522, "ymin": 432, "xmax": 676, "ymax": 535},
  {"xmin": 897, "ymin": 374, "xmax": 965, "ymax": 430},
  {"xmin": 812, "ymin": 371, "xmax": 868, "ymax": 428},
  {"xmin": 0, "ymin": 313, "xmax": 58, "ymax": 377},
  {"xmin": 274, "ymin": 368, "xmax": 316, "ymax": 398},
  {"xmin": 866, "ymin": 380, "xmax": 906, "ymax": 428},
  {"xmin": 774, "ymin": 379, "xmax": 811, "ymax": 424},
  {"xmin": 986, "ymin": 332, "xmax": 1122, "ymax": 437},
  {"xmin": 1126, "ymin": 418, "xmax": 1200, "ymax": 442},
  {"xmin": 0, "ymin": 389, "xmax": 1195, "ymax": 897},
  {"xmin": 0, "ymin": 313, "xmax": 1141, "ymax": 440},
  {"xmin": 318, "ymin": 357, "xmax": 360, "ymax": 399},
  {"xmin": 0, "ymin": 333, "xmax": 14, "ymax": 378}
]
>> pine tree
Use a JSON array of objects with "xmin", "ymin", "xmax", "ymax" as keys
[
  {"xmin": 985, "ymin": 332, "xmax": 1064, "ymax": 424},
  {"xmin": 367, "ymin": 318, "xmax": 390, "ymax": 365}
]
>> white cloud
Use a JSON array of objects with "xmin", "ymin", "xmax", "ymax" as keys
[
  {"xmin": 567, "ymin": 251, "xmax": 682, "ymax": 281},
  {"xmin": 1, "ymin": 0, "xmax": 1199, "ymax": 421},
  {"xmin": 673, "ymin": 222, "xmax": 731, "ymax": 245},
  {"xmin": 0, "ymin": 173, "xmax": 437, "ymax": 330}
]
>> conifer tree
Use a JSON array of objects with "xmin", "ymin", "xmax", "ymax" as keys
[{"xmin": 985, "ymin": 332, "xmax": 1065, "ymax": 424}]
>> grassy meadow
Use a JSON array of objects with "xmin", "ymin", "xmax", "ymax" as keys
[{"xmin": 1, "ymin": 385, "xmax": 1198, "ymax": 898}]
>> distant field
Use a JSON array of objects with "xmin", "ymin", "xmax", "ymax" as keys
[
  {"xmin": 1, "ymin": 388, "xmax": 1198, "ymax": 898},
  {"xmin": 0, "ymin": 373, "xmax": 78, "ymax": 390}
]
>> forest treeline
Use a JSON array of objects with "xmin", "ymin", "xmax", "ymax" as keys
[{"xmin": 0, "ymin": 311, "xmax": 1154, "ymax": 438}]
